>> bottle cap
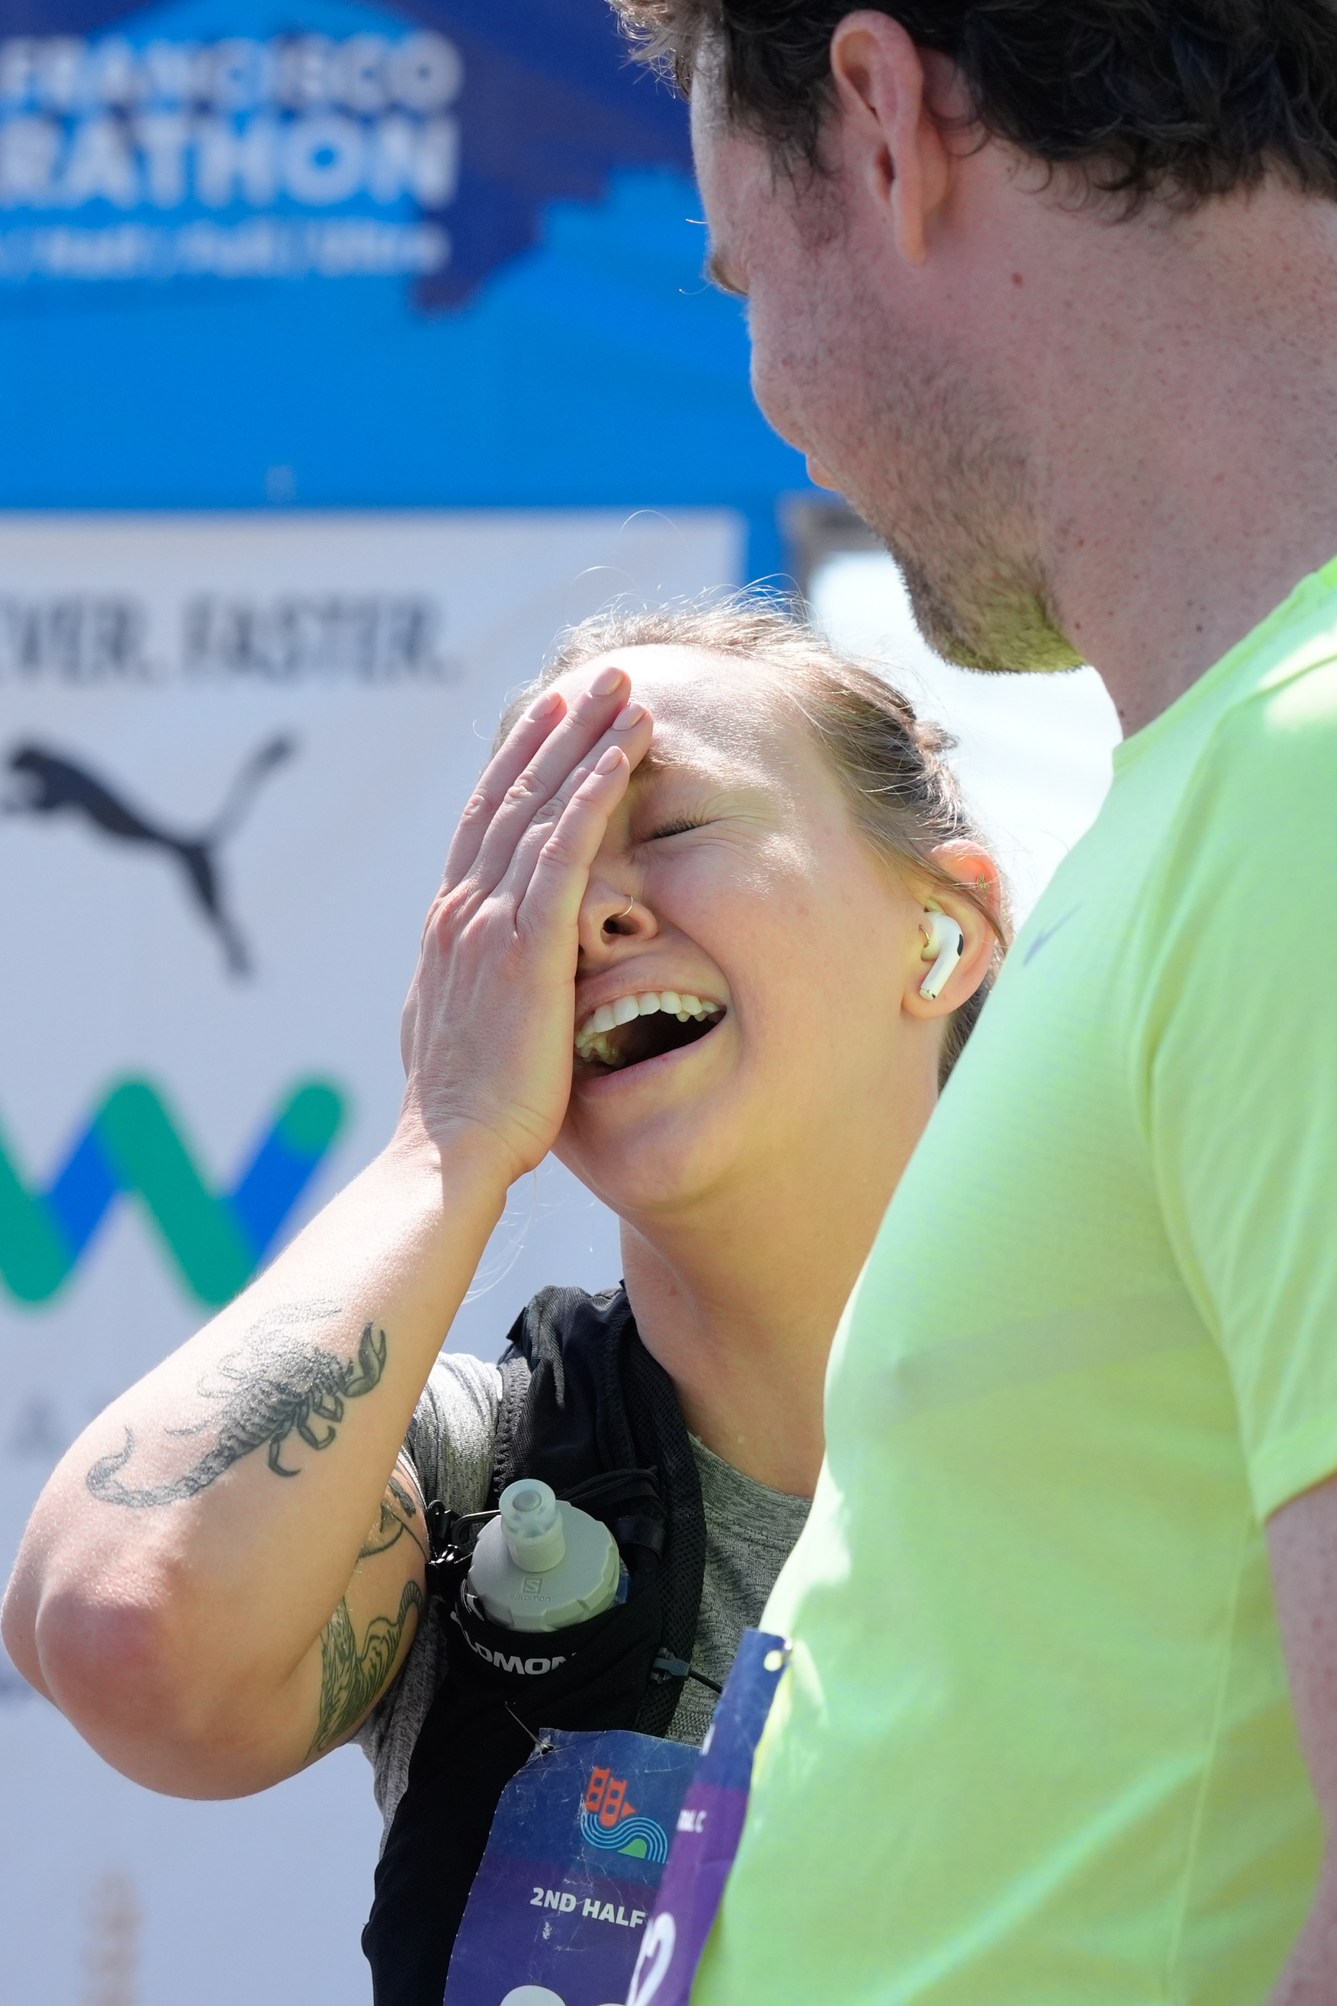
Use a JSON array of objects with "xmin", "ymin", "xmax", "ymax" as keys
[
  {"xmin": 498, "ymin": 1478, "xmax": 566, "ymax": 1573},
  {"xmin": 468, "ymin": 1479, "xmax": 622, "ymax": 1632}
]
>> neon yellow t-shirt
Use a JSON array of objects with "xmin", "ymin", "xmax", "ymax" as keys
[{"xmin": 693, "ymin": 563, "xmax": 1337, "ymax": 2004}]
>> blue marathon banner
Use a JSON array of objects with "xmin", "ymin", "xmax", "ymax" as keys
[{"xmin": 0, "ymin": 1, "xmax": 807, "ymax": 562}]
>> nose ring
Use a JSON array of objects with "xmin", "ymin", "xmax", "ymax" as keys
[{"xmin": 610, "ymin": 895, "xmax": 635, "ymax": 925}]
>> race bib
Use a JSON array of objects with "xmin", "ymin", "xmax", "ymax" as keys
[
  {"xmin": 623, "ymin": 1630, "xmax": 790, "ymax": 2006},
  {"xmin": 443, "ymin": 1725, "xmax": 700, "ymax": 2006}
]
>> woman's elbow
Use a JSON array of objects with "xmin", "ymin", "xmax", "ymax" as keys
[
  {"xmin": 1, "ymin": 1559, "xmax": 52, "ymax": 1701},
  {"xmin": 18, "ymin": 1569, "xmax": 306, "ymax": 1797}
]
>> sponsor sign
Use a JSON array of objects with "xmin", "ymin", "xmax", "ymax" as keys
[
  {"xmin": 0, "ymin": 1074, "xmax": 345, "ymax": 1305},
  {"xmin": 0, "ymin": 508, "xmax": 743, "ymax": 2005}
]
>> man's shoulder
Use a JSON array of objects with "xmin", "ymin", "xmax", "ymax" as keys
[
  {"xmin": 1191, "ymin": 633, "xmax": 1337, "ymax": 844},
  {"xmin": 1139, "ymin": 574, "xmax": 1337, "ymax": 870},
  {"xmin": 1210, "ymin": 565, "xmax": 1337, "ymax": 760}
]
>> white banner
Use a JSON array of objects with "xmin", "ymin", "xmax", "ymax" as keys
[{"xmin": 0, "ymin": 507, "xmax": 743, "ymax": 2004}]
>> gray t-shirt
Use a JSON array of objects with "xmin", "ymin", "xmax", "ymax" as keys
[{"xmin": 358, "ymin": 1348, "xmax": 811, "ymax": 1832}]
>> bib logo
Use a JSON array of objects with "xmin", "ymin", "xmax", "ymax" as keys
[
  {"xmin": 580, "ymin": 1765, "xmax": 670, "ymax": 1865},
  {"xmin": 3, "ymin": 735, "xmax": 294, "ymax": 977},
  {"xmin": 0, "ymin": 1077, "xmax": 346, "ymax": 1307}
]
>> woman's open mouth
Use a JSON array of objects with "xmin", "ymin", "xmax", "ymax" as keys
[{"xmin": 573, "ymin": 990, "xmax": 726, "ymax": 1079}]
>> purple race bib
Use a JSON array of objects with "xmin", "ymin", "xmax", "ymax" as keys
[
  {"xmin": 444, "ymin": 1725, "xmax": 700, "ymax": 2006},
  {"xmin": 624, "ymin": 1630, "xmax": 790, "ymax": 2006}
]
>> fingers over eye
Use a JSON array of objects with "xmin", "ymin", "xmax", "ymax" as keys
[
  {"xmin": 441, "ymin": 689, "xmax": 570, "ymax": 888},
  {"xmin": 494, "ymin": 707, "xmax": 651, "ymax": 910},
  {"xmin": 464, "ymin": 685, "xmax": 647, "ymax": 897},
  {"xmin": 516, "ymin": 750, "xmax": 633, "ymax": 933}
]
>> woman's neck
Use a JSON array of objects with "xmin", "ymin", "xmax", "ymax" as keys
[{"xmin": 619, "ymin": 1155, "xmax": 899, "ymax": 1497}]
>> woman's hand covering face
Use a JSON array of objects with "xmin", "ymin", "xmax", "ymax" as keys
[{"xmin": 397, "ymin": 670, "xmax": 653, "ymax": 1188}]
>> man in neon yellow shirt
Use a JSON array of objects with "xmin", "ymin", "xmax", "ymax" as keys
[{"xmin": 608, "ymin": 2, "xmax": 1337, "ymax": 1998}]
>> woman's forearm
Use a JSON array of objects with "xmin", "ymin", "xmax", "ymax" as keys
[
  {"xmin": 2, "ymin": 665, "xmax": 650, "ymax": 1787},
  {"xmin": 2, "ymin": 1125, "xmax": 509, "ymax": 1764}
]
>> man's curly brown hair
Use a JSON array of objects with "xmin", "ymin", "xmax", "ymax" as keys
[{"xmin": 610, "ymin": 0, "xmax": 1337, "ymax": 212}]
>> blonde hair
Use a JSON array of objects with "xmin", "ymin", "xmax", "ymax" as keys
[{"xmin": 508, "ymin": 595, "xmax": 1009, "ymax": 1082}]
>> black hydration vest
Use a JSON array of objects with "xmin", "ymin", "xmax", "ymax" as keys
[{"xmin": 362, "ymin": 1284, "xmax": 707, "ymax": 2006}]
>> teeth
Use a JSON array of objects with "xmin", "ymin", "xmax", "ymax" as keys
[{"xmin": 574, "ymin": 991, "xmax": 724, "ymax": 1064}]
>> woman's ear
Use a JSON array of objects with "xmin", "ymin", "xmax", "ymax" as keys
[{"xmin": 900, "ymin": 841, "xmax": 1003, "ymax": 1022}]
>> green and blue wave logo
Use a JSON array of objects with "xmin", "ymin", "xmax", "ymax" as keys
[
  {"xmin": 578, "ymin": 1809, "xmax": 670, "ymax": 1864},
  {"xmin": 0, "ymin": 1078, "xmax": 347, "ymax": 1307}
]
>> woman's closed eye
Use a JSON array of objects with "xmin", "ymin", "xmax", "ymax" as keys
[{"xmin": 644, "ymin": 816, "xmax": 709, "ymax": 842}]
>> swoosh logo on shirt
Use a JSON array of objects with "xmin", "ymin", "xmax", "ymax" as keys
[{"xmin": 1023, "ymin": 905, "xmax": 1081, "ymax": 965}]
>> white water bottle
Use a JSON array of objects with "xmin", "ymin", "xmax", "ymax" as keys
[{"xmin": 467, "ymin": 1477, "xmax": 622, "ymax": 1633}]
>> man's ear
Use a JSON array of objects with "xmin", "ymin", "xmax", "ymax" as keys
[
  {"xmin": 828, "ymin": 12, "xmax": 955, "ymax": 267},
  {"xmin": 901, "ymin": 842, "xmax": 1004, "ymax": 1021}
]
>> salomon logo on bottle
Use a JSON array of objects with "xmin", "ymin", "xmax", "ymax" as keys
[
  {"xmin": 0, "ymin": 1078, "xmax": 347, "ymax": 1306},
  {"xmin": 456, "ymin": 1623, "xmax": 568, "ymax": 1678}
]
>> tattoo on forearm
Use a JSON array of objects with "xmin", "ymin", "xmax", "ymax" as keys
[
  {"xmin": 85, "ymin": 1309, "xmax": 389, "ymax": 1509},
  {"xmin": 309, "ymin": 1579, "xmax": 424, "ymax": 1756}
]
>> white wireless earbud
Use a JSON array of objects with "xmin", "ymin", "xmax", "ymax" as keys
[{"xmin": 918, "ymin": 906, "xmax": 965, "ymax": 1001}]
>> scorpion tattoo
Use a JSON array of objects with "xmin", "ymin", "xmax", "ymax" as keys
[{"xmin": 86, "ymin": 1316, "xmax": 389, "ymax": 1508}]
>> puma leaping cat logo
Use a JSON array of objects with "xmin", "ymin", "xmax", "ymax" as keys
[{"xmin": 2, "ymin": 736, "xmax": 295, "ymax": 977}]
